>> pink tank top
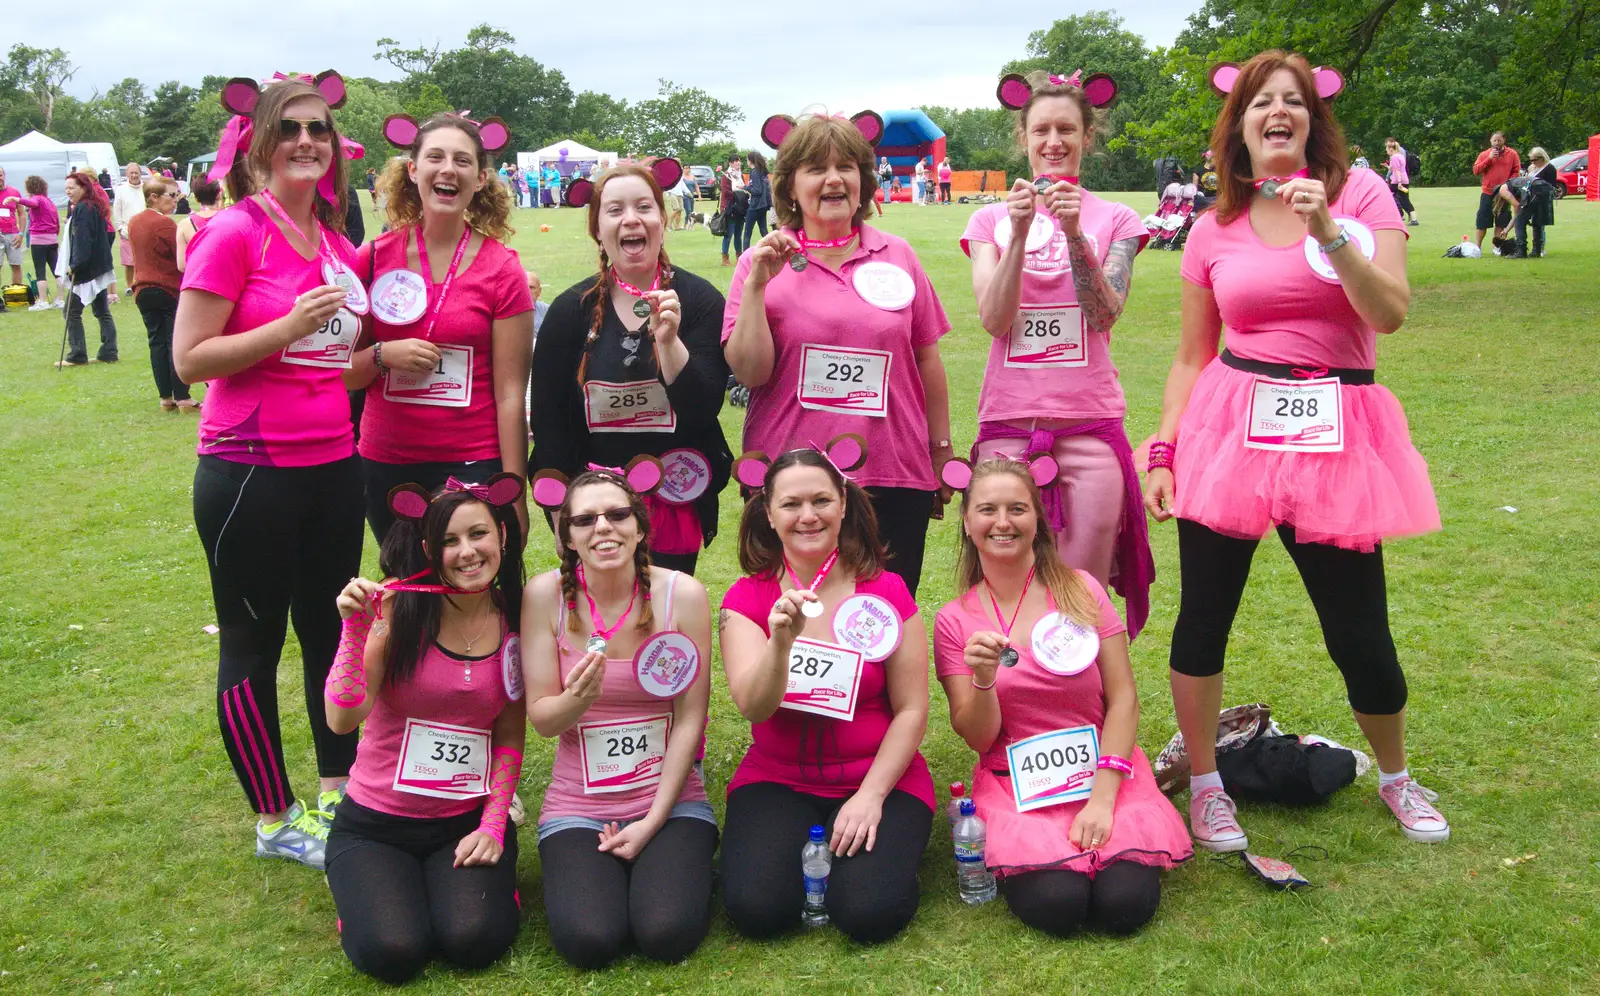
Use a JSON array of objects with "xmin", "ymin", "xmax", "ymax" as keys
[
  {"xmin": 537, "ymin": 570, "xmax": 709, "ymax": 823},
  {"xmin": 345, "ymin": 622, "xmax": 523, "ymax": 820}
]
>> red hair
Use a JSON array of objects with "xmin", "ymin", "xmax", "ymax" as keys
[{"xmin": 66, "ymin": 170, "xmax": 112, "ymax": 227}]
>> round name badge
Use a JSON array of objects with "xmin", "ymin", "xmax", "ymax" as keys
[
  {"xmin": 1029, "ymin": 612, "xmax": 1100, "ymax": 677},
  {"xmin": 851, "ymin": 261, "xmax": 916, "ymax": 311},
  {"xmin": 1303, "ymin": 219, "xmax": 1376, "ymax": 283},
  {"xmin": 832, "ymin": 593, "xmax": 902, "ymax": 662},
  {"xmin": 993, "ymin": 211, "xmax": 1054, "ymax": 254},
  {"xmin": 370, "ymin": 269, "xmax": 428, "ymax": 325},
  {"xmin": 502, "ymin": 633, "xmax": 524, "ymax": 701},
  {"xmin": 323, "ymin": 260, "xmax": 370, "ymax": 316},
  {"xmin": 657, "ymin": 448, "xmax": 712, "ymax": 504},
  {"xmin": 633, "ymin": 630, "xmax": 700, "ymax": 698}
]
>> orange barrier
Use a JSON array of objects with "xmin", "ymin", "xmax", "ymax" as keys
[{"xmin": 952, "ymin": 170, "xmax": 1007, "ymax": 193}]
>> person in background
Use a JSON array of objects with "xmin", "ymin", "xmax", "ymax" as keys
[
  {"xmin": 1492, "ymin": 146, "xmax": 1558, "ymax": 259},
  {"xmin": 1384, "ymin": 138, "xmax": 1418, "ymax": 226},
  {"xmin": 98, "ymin": 167, "xmax": 113, "ymax": 196},
  {"xmin": 1471, "ymin": 132, "xmax": 1520, "ymax": 249},
  {"xmin": 743, "ymin": 150, "xmax": 772, "ymax": 245},
  {"xmin": 877, "ymin": 156, "xmax": 892, "ymax": 214},
  {"xmin": 129, "ymin": 178, "xmax": 197, "ymax": 411},
  {"xmin": 3, "ymin": 175, "xmax": 63, "ymax": 307},
  {"xmin": 344, "ymin": 181, "xmax": 365, "ymax": 246},
  {"xmin": 913, "ymin": 157, "xmax": 927, "ymax": 205},
  {"xmin": 543, "ymin": 164, "xmax": 561, "ymax": 207},
  {"xmin": 365, "ymin": 166, "xmax": 377, "ymax": 208},
  {"xmin": 938, "ymin": 157, "xmax": 953, "ymax": 203},
  {"xmin": 58, "ymin": 170, "xmax": 119, "ymax": 367},
  {"xmin": 113, "ymin": 162, "xmax": 148, "ymax": 295},
  {"xmin": 719, "ymin": 154, "xmax": 747, "ymax": 266},
  {"xmin": 176, "ymin": 177, "xmax": 224, "ymax": 271},
  {"xmin": 666, "ymin": 171, "xmax": 696, "ymax": 231},
  {"xmin": 0, "ymin": 166, "xmax": 23, "ymax": 286}
]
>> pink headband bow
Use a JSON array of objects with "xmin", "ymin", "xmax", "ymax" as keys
[
  {"xmin": 270, "ymin": 71, "xmax": 315, "ymax": 85},
  {"xmin": 1049, "ymin": 70, "xmax": 1083, "ymax": 87}
]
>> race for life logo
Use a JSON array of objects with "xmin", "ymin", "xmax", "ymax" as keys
[{"xmin": 831, "ymin": 594, "xmax": 902, "ymax": 662}]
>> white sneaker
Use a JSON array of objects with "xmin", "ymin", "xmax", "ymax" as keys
[{"xmin": 28, "ymin": 301, "xmax": 50, "ymax": 311}]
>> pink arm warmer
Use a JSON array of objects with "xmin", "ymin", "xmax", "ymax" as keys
[
  {"xmin": 325, "ymin": 612, "xmax": 372, "ymax": 708},
  {"xmin": 477, "ymin": 747, "xmax": 524, "ymax": 846}
]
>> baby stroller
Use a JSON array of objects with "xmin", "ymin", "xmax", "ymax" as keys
[{"xmin": 1144, "ymin": 183, "xmax": 1198, "ymax": 250}]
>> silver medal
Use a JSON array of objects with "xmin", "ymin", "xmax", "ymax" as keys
[
  {"xmin": 1034, "ymin": 176, "xmax": 1053, "ymax": 194},
  {"xmin": 800, "ymin": 599, "xmax": 824, "ymax": 619},
  {"xmin": 1259, "ymin": 179, "xmax": 1281, "ymax": 199},
  {"xmin": 585, "ymin": 635, "xmax": 608, "ymax": 655},
  {"xmin": 632, "ymin": 298, "xmax": 651, "ymax": 319},
  {"xmin": 998, "ymin": 647, "xmax": 1020, "ymax": 668},
  {"xmin": 788, "ymin": 254, "xmax": 808, "ymax": 273}
]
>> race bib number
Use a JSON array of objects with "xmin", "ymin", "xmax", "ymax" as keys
[
  {"xmin": 797, "ymin": 344, "xmax": 890, "ymax": 417},
  {"xmin": 1303, "ymin": 219, "xmax": 1377, "ymax": 283},
  {"xmin": 1006, "ymin": 725, "xmax": 1100, "ymax": 812},
  {"xmin": 393, "ymin": 719, "xmax": 491, "ymax": 799},
  {"xmin": 281, "ymin": 307, "xmax": 359, "ymax": 368},
  {"xmin": 780, "ymin": 638, "xmax": 864, "ymax": 721},
  {"xmin": 1004, "ymin": 305, "xmax": 1086, "ymax": 369},
  {"xmin": 1030, "ymin": 612, "xmax": 1100, "ymax": 677},
  {"xmin": 633, "ymin": 630, "xmax": 700, "ymax": 698},
  {"xmin": 383, "ymin": 345, "xmax": 473, "ymax": 407},
  {"xmin": 583, "ymin": 379, "xmax": 676, "ymax": 432},
  {"xmin": 1244, "ymin": 377, "xmax": 1343, "ymax": 452},
  {"xmin": 0, "ymin": 209, "xmax": 10, "ymax": 220},
  {"xmin": 831, "ymin": 594, "xmax": 902, "ymax": 662},
  {"xmin": 579, "ymin": 714, "xmax": 670, "ymax": 794}
]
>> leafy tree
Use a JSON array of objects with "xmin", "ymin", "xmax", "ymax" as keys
[
  {"xmin": 141, "ymin": 82, "xmax": 202, "ymax": 165},
  {"xmin": 335, "ymin": 80, "xmax": 406, "ymax": 170},
  {"xmin": 420, "ymin": 25, "xmax": 574, "ymax": 153},
  {"xmin": 403, "ymin": 83, "xmax": 453, "ymax": 122},
  {"xmin": 571, "ymin": 91, "xmax": 631, "ymax": 145},
  {"xmin": 627, "ymin": 80, "xmax": 743, "ymax": 159},
  {"xmin": 3, "ymin": 44, "xmax": 77, "ymax": 131}
]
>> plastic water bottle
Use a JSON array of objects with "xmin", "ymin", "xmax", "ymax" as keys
[
  {"xmin": 952, "ymin": 799, "xmax": 996, "ymax": 905},
  {"xmin": 947, "ymin": 781, "xmax": 967, "ymax": 826},
  {"xmin": 801, "ymin": 825, "xmax": 831, "ymax": 928}
]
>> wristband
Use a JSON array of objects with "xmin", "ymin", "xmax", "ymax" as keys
[
  {"xmin": 1097, "ymin": 754, "xmax": 1134, "ymax": 778},
  {"xmin": 971, "ymin": 675, "xmax": 997, "ymax": 691},
  {"xmin": 477, "ymin": 746, "xmax": 524, "ymax": 846},
  {"xmin": 372, "ymin": 341, "xmax": 386, "ymax": 373},
  {"xmin": 325, "ymin": 612, "xmax": 373, "ymax": 708},
  {"xmin": 1146, "ymin": 440, "xmax": 1176, "ymax": 473}
]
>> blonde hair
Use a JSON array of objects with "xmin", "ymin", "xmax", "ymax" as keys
[
  {"xmin": 142, "ymin": 179, "xmax": 172, "ymax": 206},
  {"xmin": 219, "ymin": 79, "xmax": 348, "ymax": 233},
  {"xmin": 770, "ymin": 116, "xmax": 878, "ymax": 229},
  {"xmin": 1529, "ymin": 146, "xmax": 1549, "ymax": 163}
]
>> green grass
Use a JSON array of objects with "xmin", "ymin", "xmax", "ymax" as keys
[{"xmin": 2, "ymin": 188, "xmax": 1598, "ymax": 995}]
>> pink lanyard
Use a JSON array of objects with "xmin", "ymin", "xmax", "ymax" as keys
[
  {"xmin": 983, "ymin": 566, "xmax": 1036, "ymax": 637},
  {"xmin": 577, "ymin": 563, "xmax": 639, "ymax": 644},
  {"xmin": 375, "ymin": 569, "xmax": 476, "ymax": 618},
  {"xmin": 414, "ymin": 225, "xmax": 472, "ymax": 341},
  {"xmin": 258, "ymin": 189, "xmax": 335, "ymax": 266},
  {"xmin": 797, "ymin": 228, "xmax": 858, "ymax": 251},
  {"xmin": 1034, "ymin": 174, "xmax": 1081, "ymax": 186},
  {"xmin": 612, "ymin": 266, "xmax": 661, "ymax": 299},
  {"xmin": 1253, "ymin": 167, "xmax": 1310, "ymax": 196},
  {"xmin": 784, "ymin": 547, "xmax": 841, "ymax": 594}
]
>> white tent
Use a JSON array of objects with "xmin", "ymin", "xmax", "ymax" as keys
[
  {"xmin": 65, "ymin": 142, "xmax": 120, "ymax": 176},
  {"xmin": 0, "ymin": 131, "xmax": 87, "ymax": 208},
  {"xmin": 516, "ymin": 139, "xmax": 617, "ymax": 175}
]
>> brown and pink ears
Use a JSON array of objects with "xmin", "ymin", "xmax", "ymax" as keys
[
  {"xmin": 760, "ymin": 111, "xmax": 885, "ymax": 150},
  {"xmin": 383, "ymin": 113, "xmax": 511, "ymax": 155},
  {"xmin": 939, "ymin": 454, "xmax": 1059, "ymax": 492},
  {"xmin": 529, "ymin": 457, "xmax": 665, "ymax": 510},
  {"xmin": 734, "ymin": 434, "xmax": 871, "ymax": 489},
  {"xmin": 387, "ymin": 473, "xmax": 524, "ymax": 522},
  {"xmin": 996, "ymin": 71, "xmax": 1118, "ymax": 110},
  {"xmin": 221, "ymin": 70, "xmax": 348, "ymax": 117},
  {"xmin": 1209, "ymin": 62, "xmax": 1345, "ymax": 99},
  {"xmin": 564, "ymin": 157, "xmax": 684, "ymax": 208}
]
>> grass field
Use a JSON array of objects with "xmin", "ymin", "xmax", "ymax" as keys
[{"xmin": 1, "ymin": 187, "xmax": 1597, "ymax": 995}]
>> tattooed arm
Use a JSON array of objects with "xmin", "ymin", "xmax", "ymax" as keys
[{"xmin": 1067, "ymin": 235, "xmax": 1140, "ymax": 335}]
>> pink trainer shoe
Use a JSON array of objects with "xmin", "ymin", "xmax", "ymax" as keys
[
  {"xmin": 1190, "ymin": 786, "xmax": 1248, "ymax": 852},
  {"xmin": 1379, "ymin": 777, "xmax": 1450, "ymax": 842}
]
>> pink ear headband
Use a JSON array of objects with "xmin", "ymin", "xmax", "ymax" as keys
[
  {"xmin": 383, "ymin": 112, "xmax": 511, "ymax": 156},
  {"xmin": 997, "ymin": 71, "xmax": 1119, "ymax": 110},
  {"xmin": 760, "ymin": 110, "xmax": 885, "ymax": 150},
  {"xmin": 563, "ymin": 158, "xmax": 685, "ymax": 208},
  {"xmin": 529, "ymin": 457, "xmax": 665, "ymax": 510},
  {"xmin": 209, "ymin": 69, "xmax": 359, "ymax": 205},
  {"xmin": 1209, "ymin": 62, "xmax": 1345, "ymax": 99},
  {"xmin": 388, "ymin": 472, "xmax": 524, "ymax": 522},
  {"xmin": 734, "ymin": 434, "xmax": 870, "ymax": 491},
  {"xmin": 939, "ymin": 454, "xmax": 1059, "ymax": 492}
]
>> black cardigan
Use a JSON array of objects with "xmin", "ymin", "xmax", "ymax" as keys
[
  {"xmin": 530, "ymin": 267, "xmax": 733, "ymax": 545},
  {"xmin": 67, "ymin": 202, "xmax": 114, "ymax": 283}
]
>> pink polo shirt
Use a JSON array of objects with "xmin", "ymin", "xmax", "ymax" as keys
[
  {"xmin": 0, "ymin": 186, "xmax": 19, "ymax": 234},
  {"xmin": 722, "ymin": 225, "xmax": 950, "ymax": 490},
  {"xmin": 961, "ymin": 191, "xmax": 1147, "ymax": 422}
]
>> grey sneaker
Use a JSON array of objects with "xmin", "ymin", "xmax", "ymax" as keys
[{"xmin": 256, "ymin": 801, "xmax": 329, "ymax": 870}]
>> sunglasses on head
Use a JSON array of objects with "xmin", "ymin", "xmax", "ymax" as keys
[
  {"xmin": 280, "ymin": 118, "xmax": 333, "ymax": 141},
  {"xmin": 567, "ymin": 507, "xmax": 634, "ymax": 529}
]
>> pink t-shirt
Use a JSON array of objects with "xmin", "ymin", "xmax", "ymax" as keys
[
  {"xmin": 933, "ymin": 571, "xmax": 1124, "ymax": 772},
  {"xmin": 0, "ymin": 187, "xmax": 19, "ymax": 234},
  {"xmin": 181, "ymin": 199, "xmax": 359, "ymax": 466},
  {"xmin": 1387, "ymin": 153, "xmax": 1409, "ymax": 186},
  {"xmin": 16, "ymin": 194, "xmax": 59, "ymax": 244},
  {"xmin": 720, "ymin": 569, "xmax": 935, "ymax": 811},
  {"xmin": 1179, "ymin": 168, "xmax": 1407, "ymax": 369},
  {"xmin": 345, "ymin": 629, "xmax": 521, "ymax": 820},
  {"xmin": 721, "ymin": 225, "xmax": 951, "ymax": 489},
  {"xmin": 960, "ymin": 193, "xmax": 1148, "ymax": 421},
  {"xmin": 939, "ymin": 164, "xmax": 952, "ymax": 182},
  {"xmin": 354, "ymin": 228, "xmax": 533, "ymax": 464}
]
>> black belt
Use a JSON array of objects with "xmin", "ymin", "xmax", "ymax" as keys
[{"xmin": 1220, "ymin": 349, "xmax": 1375, "ymax": 386}]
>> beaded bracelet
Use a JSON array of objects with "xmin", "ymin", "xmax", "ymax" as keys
[
  {"xmin": 1146, "ymin": 440, "xmax": 1175, "ymax": 473},
  {"xmin": 1097, "ymin": 754, "xmax": 1134, "ymax": 777}
]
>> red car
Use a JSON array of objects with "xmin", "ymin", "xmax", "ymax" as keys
[{"xmin": 1549, "ymin": 150, "xmax": 1587, "ymax": 198}]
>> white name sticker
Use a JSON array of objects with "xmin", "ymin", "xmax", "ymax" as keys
[
  {"xmin": 583, "ymin": 379, "xmax": 676, "ymax": 432},
  {"xmin": 1244, "ymin": 377, "xmax": 1344, "ymax": 452},
  {"xmin": 852, "ymin": 261, "xmax": 916, "ymax": 311},
  {"xmin": 831, "ymin": 594, "xmax": 902, "ymax": 662},
  {"xmin": 992, "ymin": 210, "xmax": 1054, "ymax": 253},
  {"xmin": 633, "ymin": 630, "xmax": 700, "ymax": 698},
  {"xmin": 780, "ymin": 638, "xmax": 864, "ymax": 721},
  {"xmin": 383, "ymin": 344, "xmax": 473, "ymax": 407},
  {"xmin": 1005, "ymin": 305, "xmax": 1086, "ymax": 369},
  {"xmin": 1006, "ymin": 725, "xmax": 1100, "ymax": 812},
  {"xmin": 281, "ymin": 307, "xmax": 359, "ymax": 368},
  {"xmin": 393, "ymin": 718, "xmax": 491, "ymax": 799},
  {"xmin": 1303, "ymin": 219, "xmax": 1377, "ymax": 283},
  {"xmin": 1030, "ymin": 612, "xmax": 1101, "ymax": 677},
  {"xmin": 657, "ymin": 449, "xmax": 712, "ymax": 504},
  {"xmin": 370, "ymin": 269, "xmax": 428, "ymax": 325},
  {"xmin": 502, "ymin": 633, "xmax": 524, "ymax": 701},
  {"xmin": 579, "ymin": 714, "xmax": 670, "ymax": 794},
  {"xmin": 797, "ymin": 344, "xmax": 890, "ymax": 417}
]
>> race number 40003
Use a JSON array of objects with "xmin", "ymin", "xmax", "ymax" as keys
[{"xmin": 1005, "ymin": 725, "xmax": 1100, "ymax": 813}]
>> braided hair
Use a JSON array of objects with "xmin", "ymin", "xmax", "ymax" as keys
[
  {"xmin": 554, "ymin": 469, "xmax": 657, "ymax": 635},
  {"xmin": 577, "ymin": 163, "xmax": 678, "ymax": 386}
]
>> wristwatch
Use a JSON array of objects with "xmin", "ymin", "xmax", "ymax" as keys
[
  {"xmin": 1317, "ymin": 227, "xmax": 1352, "ymax": 255},
  {"xmin": 372, "ymin": 341, "xmax": 386, "ymax": 373}
]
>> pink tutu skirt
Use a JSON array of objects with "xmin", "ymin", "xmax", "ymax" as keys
[
  {"xmin": 972, "ymin": 747, "xmax": 1192, "ymax": 879},
  {"xmin": 1172, "ymin": 358, "xmax": 1440, "ymax": 552}
]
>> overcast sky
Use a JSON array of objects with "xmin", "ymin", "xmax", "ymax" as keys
[{"xmin": 29, "ymin": 5, "xmax": 1200, "ymax": 150}]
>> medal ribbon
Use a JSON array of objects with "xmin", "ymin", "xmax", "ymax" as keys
[
  {"xmin": 576, "ymin": 563, "xmax": 639, "ymax": 644},
  {"xmin": 784, "ymin": 547, "xmax": 840, "ymax": 599},
  {"xmin": 791, "ymin": 227, "xmax": 859, "ymax": 270},
  {"xmin": 259, "ymin": 188, "xmax": 338, "ymax": 269},
  {"xmin": 374, "ymin": 568, "xmax": 482, "ymax": 618},
  {"xmin": 612, "ymin": 265, "xmax": 662, "ymax": 299},
  {"xmin": 415, "ymin": 225, "xmax": 472, "ymax": 340},
  {"xmin": 1253, "ymin": 168, "xmax": 1310, "ymax": 190},
  {"xmin": 983, "ymin": 565, "xmax": 1037, "ymax": 644}
]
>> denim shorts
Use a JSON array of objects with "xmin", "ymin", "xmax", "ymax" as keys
[{"xmin": 536, "ymin": 798, "xmax": 717, "ymax": 843}]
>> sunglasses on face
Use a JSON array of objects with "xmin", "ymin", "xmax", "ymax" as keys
[
  {"xmin": 567, "ymin": 507, "xmax": 634, "ymax": 529},
  {"xmin": 279, "ymin": 118, "xmax": 333, "ymax": 142}
]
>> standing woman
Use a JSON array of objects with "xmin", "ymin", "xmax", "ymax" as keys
[
  {"xmin": 112, "ymin": 161, "xmax": 148, "ymax": 295},
  {"xmin": 523, "ymin": 465, "xmax": 718, "ymax": 968},
  {"xmin": 742, "ymin": 150, "xmax": 772, "ymax": 246},
  {"xmin": 964, "ymin": 70, "xmax": 1154, "ymax": 637},
  {"xmin": 129, "ymin": 178, "xmax": 198, "ymax": 411},
  {"xmin": 345, "ymin": 112, "xmax": 534, "ymax": 545},
  {"xmin": 1143, "ymin": 53, "xmax": 1448, "ymax": 852},
  {"xmin": 938, "ymin": 157, "xmax": 953, "ymax": 203},
  {"xmin": 531, "ymin": 160, "xmax": 731, "ymax": 575},
  {"xmin": 175, "ymin": 176, "xmax": 224, "ymax": 271},
  {"xmin": 718, "ymin": 443, "xmax": 934, "ymax": 944},
  {"xmin": 4, "ymin": 176, "xmax": 64, "ymax": 308},
  {"xmin": 57, "ymin": 170, "xmax": 119, "ymax": 368},
  {"xmin": 1383, "ymin": 138, "xmax": 1417, "ymax": 226},
  {"xmin": 174, "ymin": 71, "xmax": 368, "ymax": 864},
  {"xmin": 725, "ymin": 110, "xmax": 954, "ymax": 595}
]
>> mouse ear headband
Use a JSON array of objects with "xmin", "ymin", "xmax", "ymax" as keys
[
  {"xmin": 1209, "ymin": 62, "xmax": 1344, "ymax": 99},
  {"xmin": 939, "ymin": 453, "xmax": 1058, "ymax": 492},
  {"xmin": 388, "ymin": 472, "xmax": 525, "ymax": 522},
  {"xmin": 211, "ymin": 70, "xmax": 358, "ymax": 199},
  {"xmin": 565, "ymin": 157, "xmax": 683, "ymax": 208},
  {"xmin": 760, "ymin": 110, "xmax": 885, "ymax": 150},
  {"xmin": 734, "ymin": 434, "xmax": 870, "ymax": 493},
  {"xmin": 529, "ymin": 457, "xmax": 665, "ymax": 510},
  {"xmin": 996, "ymin": 70, "xmax": 1119, "ymax": 111},
  {"xmin": 383, "ymin": 112, "xmax": 511, "ymax": 156}
]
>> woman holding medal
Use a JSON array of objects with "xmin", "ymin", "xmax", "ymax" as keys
[
  {"xmin": 531, "ymin": 160, "xmax": 731, "ymax": 575},
  {"xmin": 724, "ymin": 110, "xmax": 953, "ymax": 596},
  {"xmin": 718, "ymin": 442, "xmax": 933, "ymax": 944},
  {"xmin": 347, "ymin": 112, "xmax": 534, "ymax": 544},
  {"xmin": 934, "ymin": 457, "xmax": 1190, "ymax": 937},
  {"xmin": 1143, "ymin": 52, "xmax": 1447, "ymax": 851},
  {"xmin": 175, "ymin": 71, "xmax": 369, "ymax": 864},
  {"xmin": 962, "ymin": 69, "xmax": 1154, "ymax": 637},
  {"xmin": 522, "ymin": 464, "xmax": 718, "ymax": 968},
  {"xmin": 322, "ymin": 476, "xmax": 526, "ymax": 984}
]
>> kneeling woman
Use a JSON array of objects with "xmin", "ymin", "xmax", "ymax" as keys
[
  {"xmin": 523, "ymin": 463, "xmax": 717, "ymax": 968},
  {"xmin": 718, "ymin": 442, "xmax": 934, "ymax": 944},
  {"xmin": 934, "ymin": 457, "xmax": 1190, "ymax": 936},
  {"xmin": 323, "ymin": 476, "xmax": 527, "ymax": 984}
]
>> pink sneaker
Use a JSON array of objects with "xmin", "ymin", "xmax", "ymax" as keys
[
  {"xmin": 1189, "ymin": 786, "xmax": 1248, "ymax": 852},
  {"xmin": 1379, "ymin": 777, "xmax": 1450, "ymax": 842}
]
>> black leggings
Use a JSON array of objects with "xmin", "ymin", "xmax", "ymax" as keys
[
  {"xmin": 362, "ymin": 456, "xmax": 504, "ymax": 545},
  {"xmin": 721, "ymin": 783, "xmax": 933, "ymax": 944},
  {"xmin": 1169, "ymin": 518, "xmax": 1407, "ymax": 715},
  {"xmin": 31, "ymin": 244, "xmax": 58, "ymax": 282},
  {"xmin": 326, "ymin": 797, "xmax": 520, "ymax": 984},
  {"xmin": 865, "ymin": 486, "xmax": 935, "ymax": 597},
  {"xmin": 135, "ymin": 288, "xmax": 188, "ymax": 401},
  {"xmin": 538, "ymin": 817, "xmax": 718, "ymax": 968},
  {"xmin": 1000, "ymin": 862, "xmax": 1161, "ymax": 937},
  {"xmin": 194, "ymin": 455, "xmax": 364, "ymax": 813}
]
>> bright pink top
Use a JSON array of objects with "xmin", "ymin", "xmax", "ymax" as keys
[
  {"xmin": 0, "ymin": 187, "xmax": 19, "ymax": 234},
  {"xmin": 721, "ymin": 225, "xmax": 950, "ymax": 489},
  {"xmin": 721, "ymin": 569, "xmax": 935, "ymax": 811},
  {"xmin": 1386, "ymin": 152, "xmax": 1409, "ymax": 187},
  {"xmin": 12, "ymin": 193, "xmax": 58, "ymax": 243},
  {"xmin": 345, "ymin": 628, "xmax": 521, "ymax": 819},
  {"xmin": 960, "ymin": 193, "xmax": 1147, "ymax": 422},
  {"xmin": 355, "ymin": 228, "xmax": 533, "ymax": 464},
  {"xmin": 181, "ymin": 199, "xmax": 359, "ymax": 467},
  {"xmin": 935, "ymin": 572, "xmax": 1123, "ymax": 771},
  {"xmin": 939, "ymin": 164, "xmax": 952, "ymax": 182},
  {"xmin": 538, "ymin": 570, "xmax": 708, "ymax": 822},
  {"xmin": 1179, "ymin": 168, "xmax": 1406, "ymax": 369}
]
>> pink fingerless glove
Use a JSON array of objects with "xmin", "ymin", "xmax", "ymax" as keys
[
  {"xmin": 478, "ymin": 747, "xmax": 523, "ymax": 846},
  {"xmin": 326, "ymin": 612, "xmax": 373, "ymax": 708}
]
